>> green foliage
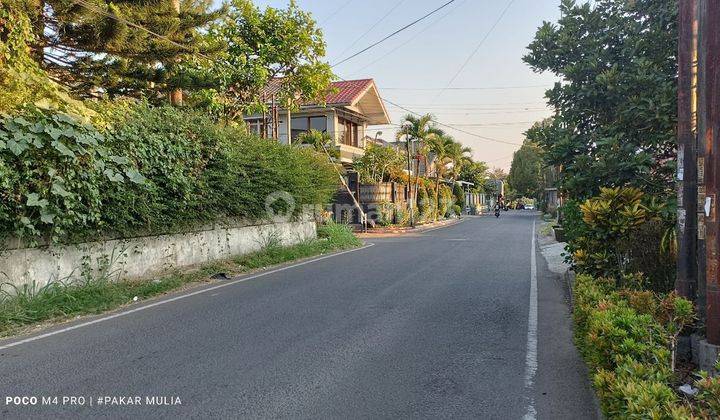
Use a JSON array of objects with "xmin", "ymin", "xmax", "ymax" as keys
[
  {"xmin": 417, "ymin": 182, "xmax": 431, "ymax": 221},
  {"xmin": 507, "ymin": 140, "xmax": 543, "ymax": 199},
  {"xmin": 0, "ymin": 107, "xmax": 140, "ymax": 241},
  {"xmin": 572, "ymin": 274, "xmax": 699, "ymax": 418},
  {"xmin": 452, "ymin": 183, "xmax": 465, "ymax": 208},
  {"xmin": 198, "ymin": 0, "xmax": 334, "ymax": 119},
  {"xmin": 295, "ymin": 129, "xmax": 338, "ymax": 158},
  {"xmin": 451, "ymin": 204, "xmax": 462, "ymax": 216},
  {"xmin": 458, "ymin": 160, "xmax": 489, "ymax": 193},
  {"xmin": 567, "ymin": 187, "xmax": 675, "ymax": 292},
  {"xmin": 438, "ymin": 184, "xmax": 453, "ymax": 218},
  {"xmin": 524, "ymin": 0, "xmax": 677, "ymax": 199},
  {"xmin": 0, "ymin": 1, "xmax": 90, "ymax": 114},
  {"xmin": 43, "ymin": 0, "xmax": 224, "ymax": 100},
  {"xmin": 0, "ymin": 104, "xmax": 337, "ymax": 242},
  {"xmin": 353, "ymin": 144, "xmax": 404, "ymax": 184}
]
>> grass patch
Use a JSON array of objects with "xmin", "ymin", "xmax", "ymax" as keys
[{"xmin": 0, "ymin": 222, "xmax": 360, "ymax": 337}]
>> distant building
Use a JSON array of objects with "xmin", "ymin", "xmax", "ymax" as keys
[{"xmin": 243, "ymin": 78, "xmax": 391, "ymax": 164}]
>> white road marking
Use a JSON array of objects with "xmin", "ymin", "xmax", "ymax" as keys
[
  {"xmin": 0, "ymin": 243, "xmax": 376, "ymax": 351},
  {"xmin": 524, "ymin": 219, "xmax": 538, "ymax": 420}
]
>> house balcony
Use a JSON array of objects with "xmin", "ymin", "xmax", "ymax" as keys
[{"xmin": 337, "ymin": 143, "xmax": 365, "ymax": 164}]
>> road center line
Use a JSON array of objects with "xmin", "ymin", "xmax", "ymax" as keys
[
  {"xmin": 524, "ymin": 219, "xmax": 538, "ymax": 420},
  {"xmin": 0, "ymin": 243, "xmax": 376, "ymax": 351}
]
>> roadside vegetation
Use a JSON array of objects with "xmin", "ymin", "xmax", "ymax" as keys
[
  {"xmin": 522, "ymin": 0, "xmax": 720, "ymax": 417},
  {"xmin": 0, "ymin": 222, "xmax": 360, "ymax": 337},
  {"xmin": 352, "ymin": 114, "xmax": 490, "ymax": 228}
]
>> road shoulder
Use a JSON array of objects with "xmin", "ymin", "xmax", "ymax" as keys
[{"xmin": 534, "ymin": 220, "xmax": 602, "ymax": 419}]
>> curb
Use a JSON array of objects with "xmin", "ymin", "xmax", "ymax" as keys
[{"xmin": 356, "ymin": 218, "xmax": 463, "ymax": 236}]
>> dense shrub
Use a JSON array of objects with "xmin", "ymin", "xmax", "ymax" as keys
[
  {"xmin": 0, "ymin": 108, "xmax": 140, "ymax": 241},
  {"xmin": 572, "ymin": 274, "xmax": 709, "ymax": 418},
  {"xmin": 563, "ymin": 187, "xmax": 676, "ymax": 293},
  {"xmin": 417, "ymin": 183, "xmax": 430, "ymax": 221},
  {"xmin": 438, "ymin": 184, "xmax": 453, "ymax": 218},
  {"xmin": 452, "ymin": 183, "xmax": 464, "ymax": 208},
  {"xmin": 0, "ymin": 104, "xmax": 338, "ymax": 242}
]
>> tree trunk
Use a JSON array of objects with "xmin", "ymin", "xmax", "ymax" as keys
[{"xmin": 169, "ymin": 0, "xmax": 183, "ymax": 106}]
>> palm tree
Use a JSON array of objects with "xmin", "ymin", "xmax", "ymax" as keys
[
  {"xmin": 446, "ymin": 141, "xmax": 472, "ymax": 183},
  {"xmin": 397, "ymin": 113, "xmax": 437, "ymax": 205},
  {"xmin": 425, "ymin": 132, "xmax": 453, "ymax": 220},
  {"xmin": 296, "ymin": 129, "xmax": 338, "ymax": 159}
]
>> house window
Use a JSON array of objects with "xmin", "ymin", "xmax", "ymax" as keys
[
  {"xmin": 246, "ymin": 119, "xmax": 263, "ymax": 136},
  {"xmin": 339, "ymin": 117, "xmax": 360, "ymax": 147},
  {"xmin": 291, "ymin": 116, "xmax": 327, "ymax": 140}
]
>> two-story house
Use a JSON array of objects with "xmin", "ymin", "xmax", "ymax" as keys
[{"xmin": 244, "ymin": 78, "xmax": 391, "ymax": 164}]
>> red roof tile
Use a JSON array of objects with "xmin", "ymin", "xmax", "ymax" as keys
[{"xmin": 263, "ymin": 78, "xmax": 375, "ymax": 106}]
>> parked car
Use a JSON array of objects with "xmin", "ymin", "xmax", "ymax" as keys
[{"xmin": 526, "ymin": 205, "xmax": 535, "ymax": 210}]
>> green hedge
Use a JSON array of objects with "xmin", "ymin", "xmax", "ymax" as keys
[
  {"xmin": 573, "ymin": 275, "xmax": 720, "ymax": 418},
  {"xmin": 0, "ymin": 104, "xmax": 337, "ymax": 243}
]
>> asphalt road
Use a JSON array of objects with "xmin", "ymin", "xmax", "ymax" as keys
[{"xmin": 0, "ymin": 212, "xmax": 598, "ymax": 419}]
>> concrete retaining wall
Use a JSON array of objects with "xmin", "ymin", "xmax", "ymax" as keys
[{"xmin": 0, "ymin": 216, "xmax": 316, "ymax": 289}]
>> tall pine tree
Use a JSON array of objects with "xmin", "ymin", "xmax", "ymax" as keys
[{"xmin": 37, "ymin": 0, "xmax": 224, "ymax": 101}]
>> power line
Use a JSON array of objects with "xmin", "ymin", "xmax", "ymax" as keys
[
  {"xmin": 320, "ymin": 0, "xmax": 354, "ymax": 25},
  {"xmin": 333, "ymin": 0, "xmax": 408, "ymax": 60},
  {"xmin": 380, "ymin": 84, "xmax": 550, "ymax": 91},
  {"xmin": 387, "ymin": 101, "xmax": 547, "ymax": 106},
  {"xmin": 382, "ymin": 97, "xmax": 523, "ymax": 146},
  {"xmin": 386, "ymin": 105, "xmax": 549, "ymax": 111},
  {"xmin": 434, "ymin": 0, "xmax": 516, "ymax": 100},
  {"xmin": 331, "ymin": 0, "xmax": 456, "ymax": 68},
  {"xmin": 349, "ymin": 0, "xmax": 468, "ymax": 77}
]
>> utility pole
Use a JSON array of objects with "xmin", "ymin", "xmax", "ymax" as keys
[
  {"xmin": 701, "ymin": 0, "xmax": 720, "ymax": 345},
  {"xmin": 677, "ymin": 0, "xmax": 698, "ymax": 299}
]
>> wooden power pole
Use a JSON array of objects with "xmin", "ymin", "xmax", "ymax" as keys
[
  {"xmin": 680, "ymin": 0, "xmax": 720, "ymax": 346},
  {"xmin": 677, "ymin": 0, "xmax": 698, "ymax": 300},
  {"xmin": 701, "ymin": 0, "xmax": 720, "ymax": 345}
]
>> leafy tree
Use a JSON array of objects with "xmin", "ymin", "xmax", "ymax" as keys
[
  {"xmin": 458, "ymin": 160, "xmax": 489, "ymax": 192},
  {"xmin": 524, "ymin": 0, "xmax": 677, "ymax": 199},
  {"xmin": 38, "ymin": 0, "xmax": 224, "ymax": 101},
  {"xmin": 0, "ymin": 0, "xmax": 88, "ymax": 113},
  {"xmin": 198, "ymin": 0, "xmax": 334, "ymax": 120},
  {"xmin": 352, "ymin": 144, "xmax": 404, "ymax": 184},
  {"xmin": 488, "ymin": 167, "xmax": 507, "ymax": 181},
  {"xmin": 507, "ymin": 140, "xmax": 544, "ymax": 199}
]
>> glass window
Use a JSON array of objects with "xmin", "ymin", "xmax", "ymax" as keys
[
  {"xmin": 310, "ymin": 116, "xmax": 327, "ymax": 132},
  {"xmin": 337, "ymin": 121, "xmax": 346, "ymax": 144},
  {"xmin": 245, "ymin": 119, "xmax": 262, "ymax": 136},
  {"xmin": 291, "ymin": 117, "xmax": 309, "ymax": 131},
  {"xmin": 338, "ymin": 118, "xmax": 359, "ymax": 147},
  {"xmin": 291, "ymin": 116, "xmax": 327, "ymax": 141}
]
